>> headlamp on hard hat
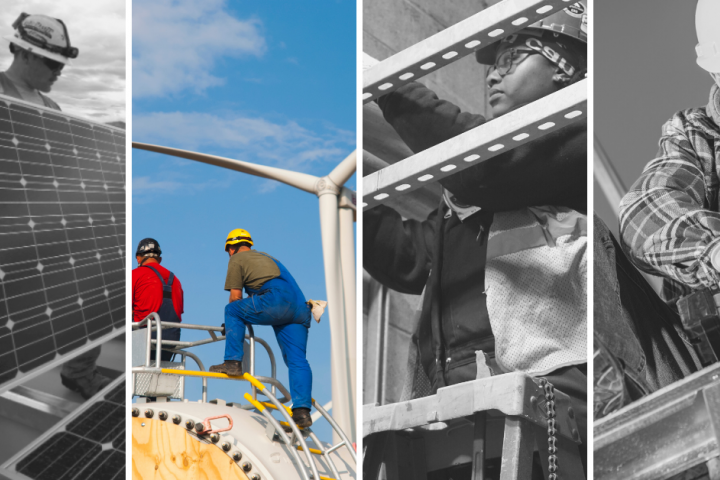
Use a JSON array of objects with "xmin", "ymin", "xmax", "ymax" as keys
[{"xmin": 12, "ymin": 12, "xmax": 79, "ymax": 60}]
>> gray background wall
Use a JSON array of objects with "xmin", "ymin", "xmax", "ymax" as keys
[{"xmin": 595, "ymin": 0, "xmax": 712, "ymax": 234}]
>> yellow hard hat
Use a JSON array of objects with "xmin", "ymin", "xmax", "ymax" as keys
[{"xmin": 225, "ymin": 228, "xmax": 253, "ymax": 251}]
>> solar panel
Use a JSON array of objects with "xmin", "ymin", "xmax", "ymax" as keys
[
  {"xmin": 3, "ymin": 378, "xmax": 125, "ymax": 480},
  {"xmin": 0, "ymin": 94, "xmax": 126, "ymax": 392}
]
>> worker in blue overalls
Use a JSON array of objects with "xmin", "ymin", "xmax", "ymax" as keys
[{"xmin": 209, "ymin": 229, "xmax": 314, "ymax": 427}]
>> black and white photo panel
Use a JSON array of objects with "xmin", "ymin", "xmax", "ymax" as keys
[{"xmin": 0, "ymin": 2, "xmax": 125, "ymax": 478}]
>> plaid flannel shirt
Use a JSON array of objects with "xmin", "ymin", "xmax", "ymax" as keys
[{"xmin": 619, "ymin": 85, "xmax": 720, "ymax": 303}]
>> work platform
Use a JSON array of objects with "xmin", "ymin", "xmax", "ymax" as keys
[
  {"xmin": 130, "ymin": 314, "xmax": 356, "ymax": 480},
  {"xmin": 364, "ymin": 373, "xmax": 585, "ymax": 480},
  {"xmin": 594, "ymin": 362, "xmax": 720, "ymax": 480}
]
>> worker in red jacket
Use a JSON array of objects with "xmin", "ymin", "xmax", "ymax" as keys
[{"xmin": 132, "ymin": 238, "xmax": 184, "ymax": 361}]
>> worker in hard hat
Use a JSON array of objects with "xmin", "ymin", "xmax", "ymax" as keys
[
  {"xmin": 132, "ymin": 238, "xmax": 184, "ymax": 362},
  {"xmin": 1, "ymin": 12, "xmax": 78, "ymax": 110},
  {"xmin": 620, "ymin": 0, "xmax": 720, "ymax": 307},
  {"xmin": 595, "ymin": 0, "xmax": 720, "ymax": 414},
  {"xmin": 210, "ymin": 229, "xmax": 315, "ymax": 428},
  {"xmin": 376, "ymin": 5, "xmax": 586, "ymax": 212},
  {"xmin": 365, "ymin": 3, "xmax": 588, "ymax": 469},
  {"xmin": 0, "ymin": 12, "xmax": 108, "ymax": 399}
]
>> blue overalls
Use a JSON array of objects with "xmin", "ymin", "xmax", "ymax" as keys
[{"xmin": 224, "ymin": 254, "xmax": 313, "ymax": 409}]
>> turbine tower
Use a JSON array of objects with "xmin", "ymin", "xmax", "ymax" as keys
[{"xmin": 132, "ymin": 142, "xmax": 357, "ymax": 441}]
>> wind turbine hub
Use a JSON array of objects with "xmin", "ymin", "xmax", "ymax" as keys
[{"xmin": 315, "ymin": 176, "xmax": 341, "ymax": 197}]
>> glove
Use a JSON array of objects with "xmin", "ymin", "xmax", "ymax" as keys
[
  {"xmin": 220, "ymin": 323, "xmax": 226, "ymax": 337},
  {"xmin": 306, "ymin": 300, "xmax": 328, "ymax": 323}
]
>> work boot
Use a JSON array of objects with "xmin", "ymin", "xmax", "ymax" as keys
[
  {"xmin": 292, "ymin": 407, "xmax": 313, "ymax": 428},
  {"xmin": 61, "ymin": 370, "xmax": 112, "ymax": 400},
  {"xmin": 209, "ymin": 360, "xmax": 244, "ymax": 376}
]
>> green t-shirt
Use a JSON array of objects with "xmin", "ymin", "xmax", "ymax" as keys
[{"xmin": 224, "ymin": 250, "xmax": 281, "ymax": 292}]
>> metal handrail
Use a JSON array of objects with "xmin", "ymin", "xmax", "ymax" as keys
[
  {"xmin": 176, "ymin": 350, "xmax": 207, "ymax": 402},
  {"xmin": 244, "ymin": 375, "xmax": 321, "ymax": 480},
  {"xmin": 313, "ymin": 399, "xmax": 357, "ymax": 463},
  {"xmin": 307, "ymin": 429, "xmax": 343, "ymax": 480},
  {"xmin": 133, "ymin": 313, "xmax": 355, "ymax": 477},
  {"xmin": 133, "ymin": 316, "xmax": 279, "ymax": 397},
  {"xmin": 244, "ymin": 394, "xmax": 311, "ymax": 480}
]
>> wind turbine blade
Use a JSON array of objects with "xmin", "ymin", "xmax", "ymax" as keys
[
  {"xmin": 327, "ymin": 150, "xmax": 357, "ymax": 188},
  {"xmin": 133, "ymin": 142, "xmax": 319, "ymax": 194}
]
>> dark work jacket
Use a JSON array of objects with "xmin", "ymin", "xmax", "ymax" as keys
[{"xmin": 367, "ymin": 82, "xmax": 587, "ymax": 392}]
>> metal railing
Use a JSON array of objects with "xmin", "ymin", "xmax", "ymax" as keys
[
  {"xmin": 132, "ymin": 314, "xmax": 282, "ymax": 401},
  {"xmin": 132, "ymin": 313, "xmax": 355, "ymax": 479},
  {"xmin": 244, "ymin": 373, "xmax": 357, "ymax": 480}
]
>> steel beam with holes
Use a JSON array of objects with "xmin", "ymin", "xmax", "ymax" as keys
[
  {"xmin": 363, "ymin": 0, "xmax": 578, "ymax": 103},
  {"xmin": 362, "ymin": 79, "xmax": 586, "ymax": 210},
  {"xmin": 363, "ymin": 372, "xmax": 579, "ymax": 441},
  {"xmin": 594, "ymin": 363, "xmax": 720, "ymax": 480}
]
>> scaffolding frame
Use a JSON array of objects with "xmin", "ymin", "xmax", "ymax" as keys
[
  {"xmin": 363, "ymin": 0, "xmax": 578, "ymax": 103},
  {"xmin": 364, "ymin": 373, "xmax": 585, "ymax": 480},
  {"xmin": 595, "ymin": 363, "xmax": 720, "ymax": 480},
  {"xmin": 363, "ymin": 80, "xmax": 586, "ymax": 209},
  {"xmin": 362, "ymin": 0, "xmax": 587, "ymax": 208}
]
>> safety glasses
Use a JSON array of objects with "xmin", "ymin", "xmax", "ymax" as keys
[
  {"xmin": 486, "ymin": 47, "xmax": 538, "ymax": 78},
  {"xmin": 41, "ymin": 56, "xmax": 65, "ymax": 73}
]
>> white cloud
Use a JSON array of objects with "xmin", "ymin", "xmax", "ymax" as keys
[
  {"xmin": 133, "ymin": 0, "xmax": 266, "ymax": 98},
  {"xmin": 0, "ymin": 0, "xmax": 126, "ymax": 124},
  {"xmin": 132, "ymin": 176, "xmax": 184, "ymax": 194},
  {"xmin": 133, "ymin": 111, "xmax": 354, "ymax": 174},
  {"xmin": 132, "ymin": 173, "xmax": 235, "ymax": 203}
]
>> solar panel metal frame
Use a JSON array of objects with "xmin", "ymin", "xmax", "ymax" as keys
[
  {"xmin": 0, "ymin": 375, "xmax": 125, "ymax": 480},
  {"xmin": 0, "ymin": 93, "xmax": 126, "ymax": 395}
]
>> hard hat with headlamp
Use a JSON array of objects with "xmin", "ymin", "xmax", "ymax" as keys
[
  {"xmin": 695, "ymin": 0, "xmax": 720, "ymax": 73},
  {"xmin": 475, "ymin": 2, "xmax": 587, "ymax": 80},
  {"xmin": 3, "ymin": 13, "xmax": 79, "ymax": 66}
]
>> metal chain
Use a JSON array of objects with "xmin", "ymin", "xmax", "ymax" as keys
[{"xmin": 540, "ymin": 378, "xmax": 558, "ymax": 480}]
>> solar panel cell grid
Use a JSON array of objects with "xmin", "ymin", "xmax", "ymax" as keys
[
  {"xmin": 14, "ymin": 383, "xmax": 126, "ymax": 480},
  {"xmin": 0, "ymin": 97, "xmax": 125, "ymax": 386}
]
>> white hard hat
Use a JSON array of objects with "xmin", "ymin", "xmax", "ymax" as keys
[
  {"xmin": 3, "ymin": 13, "xmax": 79, "ymax": 65},
  {"xmin": 695, "ymin": 0, "xmax": 720, "ymax": 73}
]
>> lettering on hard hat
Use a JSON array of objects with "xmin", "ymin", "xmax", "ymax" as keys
[
  {"xmin": 565, "ymin": 2, "xmax": 585, "ymax": 18},
  {"xmin": 526, "ymin": 38, "xmax": 575, "ymax": 77},
  {"xmin": 24, "ymin": 20, "xmax": 55, "ymax": 41}
]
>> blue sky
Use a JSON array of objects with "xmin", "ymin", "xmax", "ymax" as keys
[{"xmin": 132, "ymin": 0, "xmax": 356, "ymax": 441}]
